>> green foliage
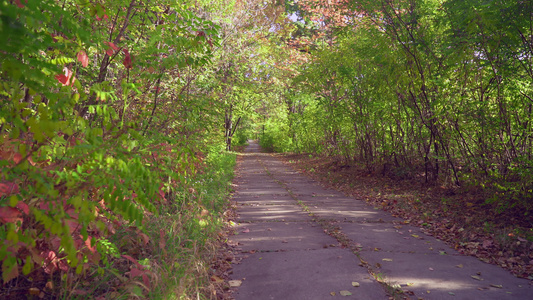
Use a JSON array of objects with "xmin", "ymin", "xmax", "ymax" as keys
[
  {"xmin": 0, "ymin": 0, "xmax": 226, "ymax": 296},
  {"xmin": 262, "ymin": 0, "xmax": 533, "ymax": 215}
]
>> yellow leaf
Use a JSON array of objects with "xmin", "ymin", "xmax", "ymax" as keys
[
  {"xmin": 210, "ymin": 276, "xmax": 224, "ymax": 283},
  {"xmin": 228, "ymin": 280, "xmax": 242, "ymax": 287},
  {"xmin": 382, "ymin": 258, "xmax": 393, "ymax": 262},
  {"xmin": 352, "ymin": 282, "xmax": 360, "ymax": 287},
  {"xmin": 340, "ymin": 290, "xmax": 352, "ymax": 296}
]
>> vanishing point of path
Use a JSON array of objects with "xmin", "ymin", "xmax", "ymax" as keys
[{"xmin": 228, "ymin": 141, "xmax": 533, "ymax": 300}]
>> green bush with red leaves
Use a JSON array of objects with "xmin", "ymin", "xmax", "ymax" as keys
[{"xmin": 0, "ymin": 0, "xmax": 223, "ymax": 296}]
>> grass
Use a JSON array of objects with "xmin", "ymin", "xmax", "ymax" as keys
[{"xmin": 84, "ymin": 150, "xmax": 237, "ymax": 300}]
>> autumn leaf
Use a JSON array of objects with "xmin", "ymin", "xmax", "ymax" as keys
[
  {"xmin": 0, "ymin": 182, "xmax": 20, "ymax": 196},
  {"xmin": 122, "ymin": 48, "xmax": 133, "ymax": 69},
  {"xmin": 14, "ymin": 0, "xmax": 26, "ymax": 8},
  {"xmin": 16, "ymin": 202, "xmax": 29, "ymax": 215},
  {"xmin": 55, "ymin": 67, "xmax": 74, "ymax": 86},
  {"xmin": 77, "ymin": 50, "xmax": 89, "ymax": 67},
  {"xmin": 13, "ymin": 153, "xmax": 23, "ymax": 164},
  {"xmin": 104, "ymin": 41, "xmax": 119, "ymax": 56},
  {"xmin": 471, "ymin": 275, "xmax": 483, "ymax": 281},
  {"xmin": 130, "ymin": 267, "xmax": 145, "ymax": 278},
  {"xmin": 339, "ymin": 290, "xmax": 352, "ymax": 296},
  {"xmin": 228, "ymin": 280, "xmax": 242, "ymax": 287},
  {"xmin": 2, "ymin": 260, "xmax": 19, "ymax": 283},
  {"xmin": 0, "ymin": 207, "xmax": 22, "ymax": 224},
  {"xmin": 95, "ymin": 14, "xmax": 109, "ymax": 21},
  {"xmin": 122, "ymin": 254, "xmax": 143, "ymax": 269},
  {"xmin": 210, "ymin": 275, "xmax": 224, "ymax": 283}
]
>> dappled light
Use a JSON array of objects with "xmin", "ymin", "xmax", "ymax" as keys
[{"xmin": 2, "ymin": 0, "xmax": 532, "ymax": 298}]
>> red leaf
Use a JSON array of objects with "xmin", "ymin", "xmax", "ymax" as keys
[
  {"xmin": 14, "ymin": 0, "xmax": 25, "ymax": 8},
  {"xmin": 139, "ymin": 233, "xmax": 149, "ymax": 245},
  {"xmin": 122, "ymin": 48, "xmax": 132, "ymax": 69},
  {"xmin": 142, "ymin": 273, "xmax": 150, "ymax": 289},
  {"xmin": 66, "ymin": 219, "xmax": 79, "ymax": 234},
  {"xmin": 15, "ymin": 202, "xmax": 29, "ymax": 215},
  {"xmin": 122, "ymin": 254, "xmax": 142, "ymax": 269},
  {"xmin": 58, "ymin": 260, "xmax": 68, "ymax": 272},
  {"xmin": 13, "ymin": 153, "xmax": 22, "ymax": 164},
  {"xmin": 105, "ymin": 41, "xmax": 119, "ymax": 51},
  {"xmin": 55, "ymin": 67, "xmax": 74, "ymax": 86},
  {"xmin": 104, "ymin": 42, "xmax": 118, "ymax": 56},
  {"xmin": 41, "ymin": 251, "xmax": 58, "ymax": 274},
  {"xmin": 130, "ymin": 267, "xmax": 145, "ymax": 278},
  {"xmin": 0, "ymin": 207, "xmax": 22, "ymax": 224},
  {"xmin": 0, "ymin": 182, "xmax": 20, "ymax": 196},
  {"xmin": 77, "ymin": 50, "xmax": 89, "ymax": 67},
  {"xmin": 55, "ymin": 74, "xmax": 68, "ymax": 85},
  {"xmin": 84, "ymin": 236, "xmax": 96, "ymax": 253},
  {"xmin": 95, "ymin": 14, "xmax": 109, "ymax": 21}
]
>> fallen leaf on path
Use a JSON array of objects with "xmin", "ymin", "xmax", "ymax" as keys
[
  {"xmin": 330, "ymin": 292, "xmax": 336, "ymax": 296},
  {"xmin": 241, "ymin": 228, "xmax": 249, "ymax": 233},
  {"xmin": 490, "ymin": 284, "xmax": 503, "ymax": 288},
  {"xmin": 282, "ymin": 240, "xmax": 288, "ymax": 243},
  {"xmin": 339, "ymin": 290, "xmax": 352, "ymax": 296},
  {"xmin": 228, "ymin": 280, "xmax": 242, "ymax": 287},
  {"xmin": 429, "ymin": 267, "xmax": 434, "ymax": 271},
  {"xmin": 382, "ymin": 258, "xmax": 393, "ymax": 262},
  {"xmin": 456, "ymin": 264, "xmax": 463, "ymax": 268},
  {"xmin": 211, "ymin": 276, "xmax": 224, "ymax": 283},
  {"xmin": 448, "ymin": 292, "xmax": 455, "ymax": 295},
  {"xmin": 352, "ymin": 282, "xmax": 360, "ymax": 287},
  {"xmin": 471, "ymin": 275, "xmax": 483, "ymax": 281}
]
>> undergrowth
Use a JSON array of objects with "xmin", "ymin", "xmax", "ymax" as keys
[{"xmin": 0, "ymin": 147, "xmax": 236, "ymax": 300}]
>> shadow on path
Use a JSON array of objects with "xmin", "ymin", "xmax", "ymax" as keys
[{"xmin": 228, "ymin": 141, "xmax": 532, "ymax": 299}]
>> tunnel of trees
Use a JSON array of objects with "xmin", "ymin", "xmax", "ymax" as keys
[{"xmin": 0, "ymin": 0, "xmax": 532, "ymax": 298}]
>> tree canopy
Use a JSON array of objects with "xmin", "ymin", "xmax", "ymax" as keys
[{"xmin": 1, "ymin": 0, "xmax": 532, "ymax": 297}]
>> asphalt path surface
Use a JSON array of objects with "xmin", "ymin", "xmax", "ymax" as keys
[{"xmin": 228, "ymin": 141, "xmax": 533, "ymax": 300}]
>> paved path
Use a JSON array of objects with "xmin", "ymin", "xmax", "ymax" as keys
[{"xmin": 228, "ymin": 141, "xmax": 532, "ymax": 299}]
